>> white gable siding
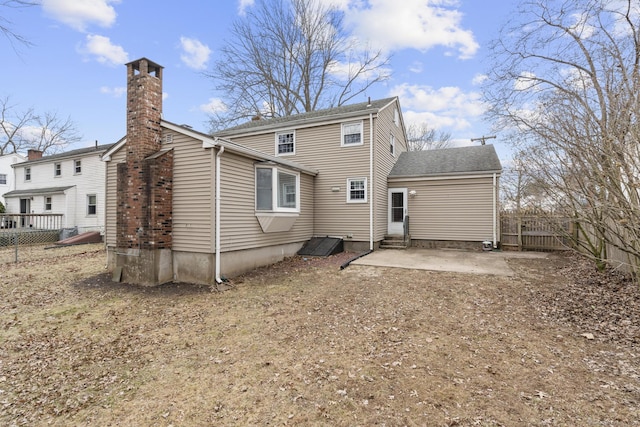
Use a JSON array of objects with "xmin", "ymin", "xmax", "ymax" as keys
[{"xmin": 0, "ymin": 154, "xmax": 25, "ymax": 207}]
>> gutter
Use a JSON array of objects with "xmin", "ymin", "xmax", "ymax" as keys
[
  {"xmin": 493, "ymin": 172, "xmax": 497, "ymax": 248},
  {"xmin": 369, "ymin": 112, "xmax": 374, "ymax": 251},
  {"xmin": 215, "ymin": 144, "xmax": 225, "ymax": 283}
]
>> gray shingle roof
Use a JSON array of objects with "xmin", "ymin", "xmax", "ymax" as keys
[
  {"xmin": 2, "ymin": 186, "xmax": 75, "ymax": 198},
  {"xmin": 214, "ymin": 97, "xmax": 397, "ymax": 136},
  {"xmin": 16, "ymin": 143, "xmax": 114, "ymax": 166},
  {"xmin": 389, "ymin": 145, "xmax": 502, "ymax": 177}
]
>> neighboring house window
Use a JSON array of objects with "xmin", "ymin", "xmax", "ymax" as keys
[
  {"xmin": 347, "ymin": 178, "xmax": 367, "ymax": 203},
  {"xmin": 394, "ymin": 108, "xmax": 399, "ymax": 127},
  {"xmin": 25, "ymin": 167, "xmax": 31, "ymax": 182},
  {"xmin": 87, "ymin": 195, "xmax": 97, "ymax": 216},
  {"xmin": 276, "ymin": 130, "xmax": 295, "ymax": 155},
  {"xmin": 341, "ymin": 121, "xmax": 363, "ymax": 146},
  {"xmin": 54, "ymin": 162, "xmax": 62, "ymax": 177},
  {"xmin": 0, "ymin": 174, "xmax": 6, "ymax": 185},
  {"xmin": 390, "ymin": 133, "xmax": 395, "ymax": 156},
  {"xmin": 256, "ymin": 167, "xmax": 299, "ymax": 212},
  {"xmin": 44, "ymin": 196, "xmax": 52, "ymax": 211},
  {"xmin": 74, "ymin": 159, "xmax": 82, "ymax": 174}
]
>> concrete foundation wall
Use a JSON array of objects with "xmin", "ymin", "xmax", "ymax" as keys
[
  {"xmin": 411, "ymin": 239, "xmax": 486, "ymax": 251},
  {"xmin": 108, "ymin": 241, "xmax": 306, "ymax": 286},
  {"xmin": 220, "ymin": 242, "xmax": 305, "ymax": 279},
  {"xmin": 111, "ymin": 248, "xmax": 173, "ymax": 286},
  {"xmin": 343, "ymin": 240, "xmax": 379, "ymax": 253}
]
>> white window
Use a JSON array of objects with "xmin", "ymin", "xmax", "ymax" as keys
[
  {"xmin": 390, "ymin": 133, "xmax": 395, "ymax": 156},
  {"xmin": 25, "ymin": 167, "xmax": 31, "ymax": 182},
  {"xmin": 394, "ymin": 108, "xmax": 399, "ymax": 126},
  {"xmin": 276, "ymin": 130, "xmax": 295, "ymax": 155},
  {"xmin": 74, "ymin": 159, "xmax": 82, "ymax": 174},
  {"xmin": 341, "ymin": 121, "xmax": 363, "ymax": 146},
  {"xmin": 0, "ymin": 174, "xmax": 6, "ymax": 185},
  {"xmin": 54, "ymin": 162, "xmax": 61, "ymax": 177},
  {"xmin": 87, "ymin": 195, "xmax": 97, "ymax": 216},
  {"xmin": 256, "ymin": 167, "xmax": 299, "ymax": 212},
  {"xmin": 347, "ymin": 178, "xmax": 367, "ymax": 203},
  {"xmin": 44, "ymin": 196, "xmax": 52, "ymax": 211}
]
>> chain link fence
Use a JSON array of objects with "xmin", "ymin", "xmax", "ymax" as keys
[{"xmin": 0, "ymin": 227, "xmax": 103, "ymax": 264}]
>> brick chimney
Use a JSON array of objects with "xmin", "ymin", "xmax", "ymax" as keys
[
  {"xmin": 27, "ymin": 149, "xmax": 43, "ymax": 160},
  {"xmin": 116, "ymin": 58, "xmax": 174, "ymax": 285}
]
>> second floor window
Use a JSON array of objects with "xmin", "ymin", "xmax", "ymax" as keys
[
  {"xmin": 25, "ymin": 167, "xmax": 31, "ymax": 181},
  {"xmin": 54, "ymin": 162, "xmax": 62, "ymax": 177},
  {"xmin": 276, "ymin": 131, "xmax": 295, "ymax": 155},
  {"xmin": 75, "ymin": 159, "xmax": 82, "ymax": 174},
  {"xmin": 45, "ymin": 196, "xmax": 52, "ymax": 211},
  {"xmin": 342, "ymin": 121, "xmax": 363, "ymax": 146},
  {"xmin": 0, "ymin": 174, "xmax": 6, "ymax": 185},
  {"xmin": 390, "ymin": 134, "xmax": 395, "ymax": 156}
]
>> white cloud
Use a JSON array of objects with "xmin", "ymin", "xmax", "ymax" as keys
[
  {"xmin": 342, "ymin": 0, "xmax": 479, "ymax": 59},
  {"xmin": 42, "ymin": 0, "xmax": 119, "ymax": 32},
  {"xmin": 100, "ymin": 86, "xmax": 126, "ymax": 97},
  {"xmin": 391, "ymin": 83, "xmax": 486, "ymax": 131},
  {"xmin": 199, "ymin": 98, "xmax": 228, "ymax": 115},
  {"xmin": 238, "ymin": 0, "xmax": 255, "ymax": 16},
  {"xmin": 409, "ymin": 61, "xmax": 423, "ymax": 74},
  {"xmin": 514, "ymin": 71, "xmax": 538, "ymax": 92},
  {"xmin": 78, "ymin": 34, "xmax": 129, "ymax": 66},
  {"xmin": 179, "ymin": 37, "xmax": 212, "ymax": 70},
  {"xmin": 472, "ymin": 73, "xmax": 488, "ymax": 86}
]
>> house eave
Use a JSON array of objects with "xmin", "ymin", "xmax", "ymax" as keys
[{"xmin": 388, "ymin": 170, "xmax": 502, "ymax": 182}]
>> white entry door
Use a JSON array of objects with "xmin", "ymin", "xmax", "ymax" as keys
[{"xmin": 388, "ymin": 188, "xmax": 407, "ymax": 235}]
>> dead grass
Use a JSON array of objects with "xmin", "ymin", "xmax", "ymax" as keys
[{"xmin": 1, "ymin": 245, "xmax": 639, "ymax": 426}]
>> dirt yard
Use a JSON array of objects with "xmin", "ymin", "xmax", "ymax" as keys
[{"xmin": 1, "ymin": 244, "xmax": 639, "ymax": 426}]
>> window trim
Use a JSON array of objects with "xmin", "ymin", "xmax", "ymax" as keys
[
  {"xmin": 24, "ymin": 167, "xmax": 31, "ymax": 182},
  {"xmin": 54, "ymin": 162, "xmax": 62, "ymax": 177},
  {"xmin": 44, "ymin": 196, "xmax": 52, "ymax": 211},
  {"xmin": 347, "ymin": 177, "xmax": 368, "ymax": 203},
  {"xmin": 87, "ymin": 194, "xmax": 97, "ymax": 216},
  {"xmin": 275, "ymin": 130, "xmax": 296, "ymax": 156},
  {"xmin": 255, "ymin": 166, "xmax": 300, "ymax": 213},
  {"xmin": 341, "ymin": 121, "xmax": 364, "ymax": 147},
  {"xmin": 74, "ymin": 159, "xmax": 82, "ymax": 175},
  {"xmin": 394, "ymin": 108, "xmax": 400, "ymax": 127}
]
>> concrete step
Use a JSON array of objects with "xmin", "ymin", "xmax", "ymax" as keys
[{"xmin": 380, "ymin": 234, "xmax": 410, "ymax": 249}]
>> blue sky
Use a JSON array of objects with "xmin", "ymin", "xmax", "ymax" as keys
[{"xmin": 1, "ymin": 0, "xmax": 514, "ymax": 161}]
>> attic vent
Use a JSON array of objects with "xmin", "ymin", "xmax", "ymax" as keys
[{"xmin": 164, "ymin": 134, "xmax": 173, "ymax": 144}]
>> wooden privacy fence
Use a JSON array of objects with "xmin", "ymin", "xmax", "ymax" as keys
[{"xmin": 501, "ymin": 214, "xmax": 575, "ymax": 251}]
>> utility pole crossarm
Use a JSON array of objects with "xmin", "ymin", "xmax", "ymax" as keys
[{"xmin": 471, "ymin": 135, "xmax": 496, "ymax": 145}]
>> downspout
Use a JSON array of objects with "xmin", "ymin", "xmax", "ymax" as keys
[
  {"xmin": 215, "ymin": 145, "xmax": 225, "ymax": 283},
  {"xmin": 493, "ymin": 172, "xmax": 497, "ymax": 248},
  {"xmin": 369, "ymin": 113, "xmax": 374, "ymax": 251}
]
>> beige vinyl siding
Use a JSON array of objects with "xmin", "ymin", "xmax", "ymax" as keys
[
  {"xmin": 169, "ymin": 130, "xmax": 215, "ymax": 253},
  {"xmin": 393, "ymin": 177, "xmax": 496, "ymax": 241},
  {"xmin": 373, "ymin": 100, "xmax": 407, "ymax": 240},
  {"xmin": 230, "ymin": 120, "xmax": 372, "ymax": 241},
  {"xmin": 105, "ymin": 148, "xmax": 126, "ymax": 247},
  {"xmin": 219, "ymin": 151, "xmax": 313, "ymax": 252}
]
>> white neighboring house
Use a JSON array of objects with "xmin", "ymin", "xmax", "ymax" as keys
[
  {"xmin": 3, "ymin": 144, "xmax": 112, "ymax": 232},
  {"xmin": 0, "ymin": 153, "xmax": 26, "ymax": 208}
]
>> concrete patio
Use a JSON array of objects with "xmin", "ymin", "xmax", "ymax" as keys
[{"xmin": 350, "ymin": 247, "xmax": 549, "ymax": 276}]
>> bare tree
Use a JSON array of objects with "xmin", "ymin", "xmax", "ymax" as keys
[
  {"xmin": 1, "ymin": 0, "xmax": 37, "ymax": 50},
  {"xmin": 0, "ymin": 96, "xmax": 81, "ymax": 155},
  {"xmin": 405, "ymin": 123, "xmax": 451, "ymax": 151},
  {"xmin": 206, "ymin": 0, "xmax": 390, "ymax": 130},
  {"xmin": 484, "ymin": 0, "xmax": 640, "ymax": 273}
]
